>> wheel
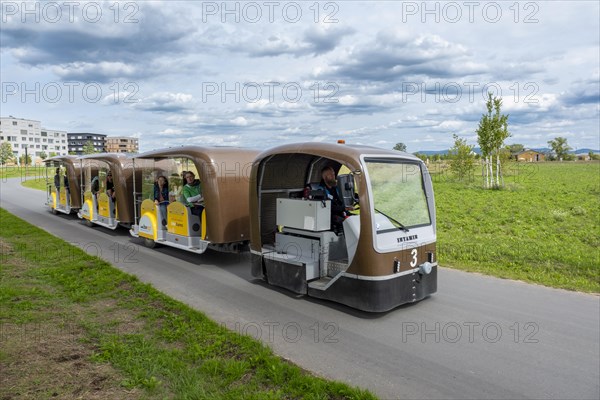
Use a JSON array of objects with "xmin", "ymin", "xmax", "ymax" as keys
[
  {"xmin": 51, "ymin": 208, "xmax": 58, "ymax": 215},
  {"xmin": 144, "ymin": 238, "xmax": 156, "ymax": 248},
  {"xmin": 85, "ymin": 220, "xmax": 94, "ymax": 227}
]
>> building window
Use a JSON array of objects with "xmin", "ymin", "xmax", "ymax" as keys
[
  {"xmin": 12, "ymin": 121, "xmax": 17, "ymax": 126},
  {"xmin": 20, "ymin": 129, "xmax": 27, "ymax": 135}
]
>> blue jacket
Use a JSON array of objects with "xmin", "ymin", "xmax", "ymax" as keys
[
  {"xmin": 153, "ymin": 183, "xmax": 169, "ymax": 204},
  {"xmin": 319, "ymin": 180, "xmax": 345, "ymax": 218}
]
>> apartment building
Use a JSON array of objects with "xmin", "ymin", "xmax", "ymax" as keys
[
  {"xmin": 67, "ymin": 133, "xmax": 107, "ymax": 155},
  {"xmin": 105, "ymin": 136, "xmax": 139, "ymax": 153},
  {"xmin": 0, "ymin": 116, "xmax": 68, "ymax": 164}
]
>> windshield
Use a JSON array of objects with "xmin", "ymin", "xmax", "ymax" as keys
[{"xmin": 365, "ymin": 159, "xmax": 431, "ymax": 231}]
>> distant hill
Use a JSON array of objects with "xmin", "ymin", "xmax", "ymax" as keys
[
  {"xmin": 415, "ymin": 150, "xmax": 449, "ymax": 156},
  {"xmin": 573, "ymin": 148, "xmax": 600, "ymax": 154},
  {"xmin": 416, "ymin": 147, "xmax": 599, "ymax": 155}
]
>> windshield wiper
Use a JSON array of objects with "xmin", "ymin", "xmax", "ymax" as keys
[{"xmin": 374, "ymin": 208, "xmax": 409, "ymax": 232}]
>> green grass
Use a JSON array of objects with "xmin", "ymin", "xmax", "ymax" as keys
[
  {"xmin": 0, "ymin": 208, "xmax": 376, "ymax": 399},
  {"xmin": 21, "ymin": 176, "xmax": 49, "ymax": 191},
  {"xmin": 432, "ymin": 161, "xmax": 600, "ymax": 293},
  {"xmin": 0, "ymin": 165, "xmax": 46, "ymax": 180}
]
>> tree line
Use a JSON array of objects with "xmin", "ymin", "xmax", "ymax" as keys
[{"xmin": 394, "ymin": 92, "xmax": 597, "ymax": 188}]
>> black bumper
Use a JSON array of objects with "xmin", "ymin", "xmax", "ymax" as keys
[{"xmin": 308, "ymin": 266, "xmax": 437, "ymax": 312}]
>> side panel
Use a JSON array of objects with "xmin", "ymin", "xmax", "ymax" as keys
[
  {"xmin": 80, "ymin": 193, "xmax": 94, "ymax": 220},
  {"xmin": 98, "ymin": 193, "xmax": 110, "ymax": 218},
  {"xmin": 167, "ymin": 202, "xmax": 189, "ymax": 236},
  {"xmin": 138, "ymin": 200, "xmax": 157, "ymax": 240},
  {"xmin": 264, "ymin": 257, "xmax": 307, "ymax": 294},
  {"xmin": 58, "ymin": 188, "xmax": 67, "ymax": 207}
]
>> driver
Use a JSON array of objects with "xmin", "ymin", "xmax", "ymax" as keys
[{"xmin": 319, "ymin": 166, "xmax": 351, "ymax": 230}]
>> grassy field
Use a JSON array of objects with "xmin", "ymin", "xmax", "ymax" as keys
[
  {"xmin": 0, "ymin": 208, "xmax": 375, "ymax": 399},
  {"xmin": 432, "ymin": 161, "xmax": 600, "ymax": 293},
  {"xmin": 21, "ymin": 175, "xmax": 48, "ymax": 191},
  {"xmin": 1, "ymin": 165, "xmax": 46, "ymax": 180}
]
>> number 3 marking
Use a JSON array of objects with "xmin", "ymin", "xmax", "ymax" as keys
[{"xmin": 410, "ymin": 249, "xmax": 418, "ymax": 267}]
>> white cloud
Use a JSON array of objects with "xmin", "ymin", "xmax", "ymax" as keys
[
  {"xmin": 230, "ymin": 116, "xmax": 248, "ymax": 126},
  {"xmin": 1, "ymin": 1, "xmax": 598, "ymax": 152}
]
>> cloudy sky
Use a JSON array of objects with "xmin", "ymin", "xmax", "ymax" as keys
[{"xmin": 1, "ymin": 1, "xmax": 598, "ymax": 152}]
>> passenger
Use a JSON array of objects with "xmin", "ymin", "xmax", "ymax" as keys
[
  {"xmin": 63, "ymin": 173, "xmax": 70, "ymax": 195},
  {"xmin": 183, "ymin": 171, "xmax": 203, "ymax": 217},
  {"xmin": 63, "ymin": 171, "xmax": 70, "ymax": 205},
  {"xmin": 90, "ymin": 175, "xmax": 100, "ymax": 212},
  {"xmin": 178, "ymin": 171, "xmax": 188, "ymax": 203},
  {"xmin": 53, "ymin": 168, "xmax": 61, "ymax": 192},
  {"xmin": 319, "ymin": 165, "xmax": 352, "ymax": 231},
  {"xmin": 91, "ymin": 175, "xmax": 100, "ymax": 195},
  {"xmin": 154, "ymin": 175, "xmax": 169, "ymax": 220},
  {"xmin": 53, "ymin": 167, "xmax": 69, "ymax": 191},
  {"xmin": 106, "ymin": 171, "xmax": 116, "ymax": 203}
]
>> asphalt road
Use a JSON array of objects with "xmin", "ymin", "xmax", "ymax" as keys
[{"xmin": 1, "ymin": 177, "xmax": 598, "ymax": 400}]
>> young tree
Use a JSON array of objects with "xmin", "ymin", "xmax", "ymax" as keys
[
  {"xmin": 393, "ymin": 142, "xmax": 407, "ymax": 152},
  {"xmin": 39, "ymin": 151, "xmax": 48, "ymax": 160},
  {"xmin": 476, "ymin": 92, "xmax": 510, "ymax": 188},
  {"xmin": 413, "ymin": 152, "xmax": 427, "ymax": 161},
  {"xmin": 547, "ymin": 137, "xmax": 572, "ymax": 161},
  {"xmin": 448, "ymin": 134, "xmax": 475, "ymax": 181},
  {"xmin": 0, "ymin": 142, "xmax": 14, "ymax": 165},
  {"xmin": 49, "ymin": 152, "xmax": 57, "ymax": 157},
  {"xmin": 83, "ymin": 140, "xmax": 97, "ymax": 155},
  {"xmin": 19, "ymin": 154, "xmax": 32, "ymax": 166},
  {"xmin": 507, "ymin": 144, "xmax": 524, "ymax": 154}
]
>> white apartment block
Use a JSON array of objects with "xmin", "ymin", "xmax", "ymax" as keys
[{"xmin": 0, "ymin": 116, "xmax": 68, "ymax": 164}]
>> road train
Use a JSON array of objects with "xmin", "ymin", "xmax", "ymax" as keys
[{"xmin": 44, "ymin": 142, "xmax": 437, "ymax": 312}]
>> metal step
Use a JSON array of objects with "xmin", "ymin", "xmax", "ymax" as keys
[
  {"xmin": 308, "ymin": 270, "xmax": 348, "ymax": 291},
  {"xmin": 308, "ymin": 276, "xmax": 333, "ymax": 290},
  {"xmin": 327, "ymin": 260, "xmax": 348, "ymax": 277}
]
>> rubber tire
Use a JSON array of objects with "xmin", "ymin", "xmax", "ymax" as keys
[
  {"xmin": 85, "ymin": 220, "xmax": 94, "ymax": 227},
  {"xmin": 144, "ymin": 238, "xmax": 156, "ymax": 249}
]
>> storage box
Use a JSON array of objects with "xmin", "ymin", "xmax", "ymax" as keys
[{"xmin": 276, "ymin": 198, "xmax": 331, "ymax": 231}]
